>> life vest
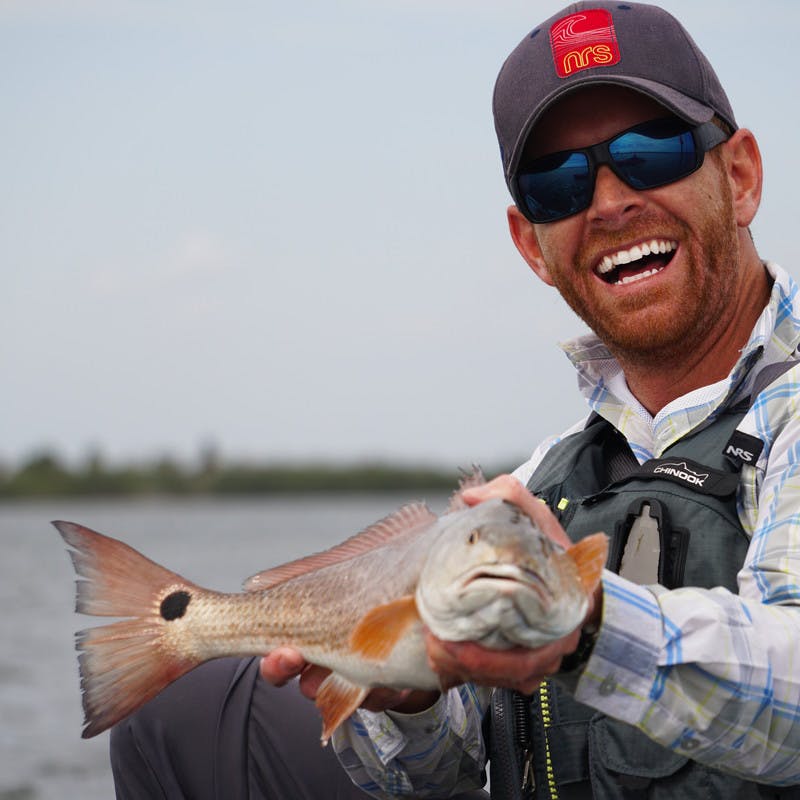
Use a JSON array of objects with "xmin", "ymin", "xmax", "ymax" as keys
[{"xmin": 488, "ymin": 367, "xmax": 800, "ymax": 799}]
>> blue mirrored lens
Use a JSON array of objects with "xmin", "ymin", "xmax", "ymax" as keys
[
  {"xmin": 609, "ymin": 121, "xmax": 697, "ymax": 190},
  {"xmin": 518, "ymin": 151, "xmax": 590, "ymax": 222}
]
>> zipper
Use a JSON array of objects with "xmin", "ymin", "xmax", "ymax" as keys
[
  {"xmin": 512, "ymin": 691, "xmax": 535, "ymax": 798},
  {"xmin": 539, "ymin": 682, "xmax": 559, "ymax": 800}
]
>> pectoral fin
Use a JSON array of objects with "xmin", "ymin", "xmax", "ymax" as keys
[
  {"xmin": 566, "ymin": 533, "xmax": 609, "ymax": 595},
  {"xmin": 349, "ymin": 595, "xmax": 421, "ymax": 661},
  {"xmin": 315, "ymin": 672, "xmax": 368, "ymax": 746}
]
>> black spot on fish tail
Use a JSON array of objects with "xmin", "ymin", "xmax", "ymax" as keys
[{"xmin": 160, "ymin": 590, "xmax": 191, "ymax": 621}]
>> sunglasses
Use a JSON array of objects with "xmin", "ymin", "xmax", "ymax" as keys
[{"xmin": 512, "ymin": 118, "xmax": 729, "ymax": 224}]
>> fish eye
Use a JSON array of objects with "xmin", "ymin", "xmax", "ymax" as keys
[{"xmin": 468, "ymin": 529, "xmax": 480, "ymax": 545}]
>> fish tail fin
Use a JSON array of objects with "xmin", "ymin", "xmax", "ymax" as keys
[
  {"xmin": 54, "ymin": 520, "xmax": 203, "ymax": 738},
  {"xmin": 77, "ymin": 618, "xmax": 198, "ymax": 738},
  {"xmin": 567, "ymin": 532, "xmax": 609, "ymax": 595}
]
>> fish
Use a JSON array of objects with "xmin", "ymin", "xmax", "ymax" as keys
[{"xmin": 55, "ymin": 469, "xmax": 608, "ymax": 744}]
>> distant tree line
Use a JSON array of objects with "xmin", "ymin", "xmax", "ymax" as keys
[{"xmin": 0, "ymin": 450, "xmax": 510, "ymax": 498}]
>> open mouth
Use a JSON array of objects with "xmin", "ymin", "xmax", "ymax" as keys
[{"xmin": 596, "ymin": 239, "xmax": 678, "ymax": 286}]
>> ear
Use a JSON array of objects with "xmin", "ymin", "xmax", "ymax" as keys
[
  {"xmin": 507, "ymin": 206, "xmax": 555, "ymax": 286},
  {"xmin": 721, "ymin": 128, "xmax": 762, "ymax": 228}
]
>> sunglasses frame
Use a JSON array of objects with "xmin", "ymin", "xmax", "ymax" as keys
[{"xmin": 512, "ymin": 118, "xmax": 730, "ymax": 224}]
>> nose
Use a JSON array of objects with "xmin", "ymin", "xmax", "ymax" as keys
[{"xmin": 586, "ymin": 164, "xmax": 644, "ymax": 224}]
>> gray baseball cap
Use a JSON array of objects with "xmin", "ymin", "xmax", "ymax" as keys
[{"xmin": 493, "ymin": 2, "xmax": 737, "ymax": 187}]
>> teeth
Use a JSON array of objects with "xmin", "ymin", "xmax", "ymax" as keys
[
  {"xmin": 596, "ymin": 239, "xmax": 677, "ymax": 275},
  {"xmin": 617, "ymin": 267, "xmax": 660, "ymax": 285}
]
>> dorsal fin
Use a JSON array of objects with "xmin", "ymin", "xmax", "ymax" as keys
[
  {"xmin": 244, "ymin": 502, "xmax": 437, "ymax": 591},
  {"xmin": 349, "ymin": 595, "xmax": 421, "ymax": 661},
  {"xmin": 566, "ymin": 533, "xmax": 609, "ymax": 595},
  {"xmin": 445, "ymin": 465, "xmax": 486, "ymax": 514}
]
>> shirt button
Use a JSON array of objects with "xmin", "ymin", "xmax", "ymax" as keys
[
  {"xmin": 598, "ymin": 675, "xmax": 617, "ymax": 696},
  {"xmin": 681, "ymin": 735, "xmax": 700, "ymax": 751}
]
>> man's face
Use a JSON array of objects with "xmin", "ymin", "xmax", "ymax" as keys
[{"xmin": 519, "ymin": 85, "xmax": 739, "ymax": 366}]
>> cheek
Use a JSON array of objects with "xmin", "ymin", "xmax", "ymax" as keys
[{"xmin": 533, "ymin": 224, "xmax": 581, "ymax": 283}]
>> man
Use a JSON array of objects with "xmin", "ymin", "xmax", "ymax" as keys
[
  {"xmin": 264, "ymin": 1, "xmax": 800, "ymax": 797},
  {"xmin": 112, "ymin": 2, "xmax": 800, "ymax": 797}
]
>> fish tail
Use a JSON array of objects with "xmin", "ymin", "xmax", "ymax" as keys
[{"xmin": 54, "ymin": 520, "xmax": 203, "ymax": 738}]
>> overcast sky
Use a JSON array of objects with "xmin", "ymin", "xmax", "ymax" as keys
[{"xmin": 4, "ymin": 0, "xmax": 799, "ymax": 470}]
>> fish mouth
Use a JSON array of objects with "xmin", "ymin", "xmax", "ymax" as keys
[
  {"xmin": 461, "ymin": 564, "xmax": 553, "ymax": 605},
  {"xmin": 594, "ymin": 239, "xmax": 678, "ymax": 286}
]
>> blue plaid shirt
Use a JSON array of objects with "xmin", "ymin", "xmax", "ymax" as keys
[{"xmin": 333, "ymin": 262, "xmax": 800, "ymax": 796}]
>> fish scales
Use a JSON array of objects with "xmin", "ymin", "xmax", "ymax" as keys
[{"xmin": 180, "ymin": 544, "xmax": 427, "ymax": 655}]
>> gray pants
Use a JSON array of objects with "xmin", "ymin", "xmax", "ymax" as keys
[{"xmin": 110, "ymin": 657, "xmax": 490, "ymax": 799}]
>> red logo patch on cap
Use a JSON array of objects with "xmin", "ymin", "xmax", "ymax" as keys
[{"xmin": 550, "ymin": 9, "xmax": 620, "ymax": 78}]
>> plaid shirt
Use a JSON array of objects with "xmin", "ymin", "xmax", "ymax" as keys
[{"xmin": 333, "ymin": 262, "xmax": 800, "ymax": 795}]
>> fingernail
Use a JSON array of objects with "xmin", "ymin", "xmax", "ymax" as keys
[{"xmin": 279, "ymin": 651, "xmax": 304, "ymax": 672}]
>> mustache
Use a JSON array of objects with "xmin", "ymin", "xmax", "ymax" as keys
[{"xmin": 574, "ymin": 217, "xmax": 688, "ymax": 270}]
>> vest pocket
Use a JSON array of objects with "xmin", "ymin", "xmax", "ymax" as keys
[
  {"xmin": 545, "ymin": 713, "xmax": 690, "ymax": 792},
  {"xmin": 589, "ymin": 716, "xmax": 690, "ymax": 797}
]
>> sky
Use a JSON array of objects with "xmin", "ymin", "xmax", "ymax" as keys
[{"xmin": 4, "ymin": 0, "xmax": 800, "ymax": 471}]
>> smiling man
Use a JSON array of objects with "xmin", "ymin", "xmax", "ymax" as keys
[{"xmin": 112, "ymin": 2, "xmax": 800, "ymax": 798}]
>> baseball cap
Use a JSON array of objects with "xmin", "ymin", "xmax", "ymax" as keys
[{"xmin": 493, "ymin": 2, "xmax": 737, "ymax": 187}]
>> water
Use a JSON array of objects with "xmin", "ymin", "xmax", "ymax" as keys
[{"xmin": 0, "ymin": 492, "xmax": 448, "ymax": 800}]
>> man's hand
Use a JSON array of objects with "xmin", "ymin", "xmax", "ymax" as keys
[
  {"xmin": 461, "ymin": 473, "xmax": 573, "ymax": 549},
  {"xmin": 425, "ymin": 629, "xmax": 581, "ymax": 695},
  {"xmin": 259, "ymin": 649, "xmax": 440, "ymax": 713}
]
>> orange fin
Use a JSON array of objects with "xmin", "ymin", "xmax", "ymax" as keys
[
  {"xmin": 53, "ymin": 520, "xmax": 203, "ymax": 737},
  {"xmin": 54, "ymin": 520, "xmax": 198, "ymax": 617},
  {"xmin": 445, "ymin": 465, "xmax": 486, "ymax": 513},
  {"xmin": 244, "ymin": 502, "xmax": 437, "ymax": 592},
  {"xmin": 349, "ymin": 595, "xmax": 421, "ymax": 661},
  {"xmin": 315, "ymin": 673, "xmax": 368, "ymax": 746},
  {"xmin": 77, "ymin": 619, "xmax": 198, "ymax": 738},
  {"xmin": 566, "ymin": 533, "xmax": 609, "ymax": 595}
]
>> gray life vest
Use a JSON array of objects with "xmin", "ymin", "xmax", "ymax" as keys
[{"xmin": 488, "ymin": 365, "xmax": 800, "ymax": 799}]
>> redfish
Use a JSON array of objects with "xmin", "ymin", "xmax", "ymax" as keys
[{"xmin": 55, "ymin": 470, "xmax": 607, "ymax": 743}]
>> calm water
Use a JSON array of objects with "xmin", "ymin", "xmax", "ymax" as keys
[{"xmin": 0, "ymin": 492, "xmax": 449, "ymax": 800}]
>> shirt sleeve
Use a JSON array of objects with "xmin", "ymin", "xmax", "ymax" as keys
[
  {"xmin": 574, "ymin": 407, "xmax": 800, "ymax": 784},
  {"xmin": 331, "ymin": 684, "xmax": 491, "ymax": 798}
]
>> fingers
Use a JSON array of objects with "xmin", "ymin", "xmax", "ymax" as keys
[
  {"xmin": 425, "ymin": 629, "xmax": 580, "ymax": 695},
  {"xmin": 297, "ymin": 664, "xmax": 331, "ymax": 701},
  {"xmin": 461, "ymin": 474, "xmax": 572, "ymax": 549},
  {"xmin": 259, "ymin": 647, "xmax": 308, "ymax": 687},
  {"xmin": 259, "ymin": 651, "xmax": 439, "ymax": 713},
  {"xmin": 260, "ymin": 650, "xmax": 334, "ymax": 703}
]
